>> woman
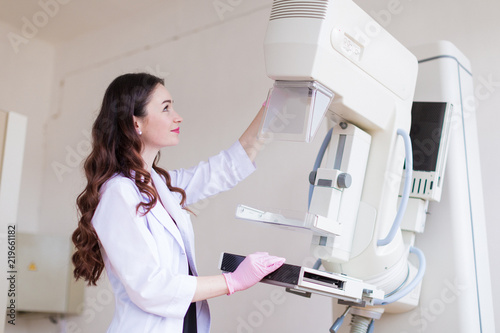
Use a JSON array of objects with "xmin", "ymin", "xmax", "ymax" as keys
[{"xmin": 72, "ymin": 73, "xmax": 285, "ymax": 333}]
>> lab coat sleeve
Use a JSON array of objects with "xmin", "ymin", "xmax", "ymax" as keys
[
  {"xmin": 93, "ymin": 178, "xmax": 197, "ymax": 319},
  {"xmin": 169, "ymin": 140, "xmax": 256, "ymax": 206}
]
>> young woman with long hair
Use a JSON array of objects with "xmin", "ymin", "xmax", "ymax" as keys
[{"xmin": 71, "ymin": 73, "xmax": 284, "ymax": 333}]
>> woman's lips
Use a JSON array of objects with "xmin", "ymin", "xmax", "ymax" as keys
[{"xmin": 171, "ymin": 127, "xmax": 180, "ymax": 133}]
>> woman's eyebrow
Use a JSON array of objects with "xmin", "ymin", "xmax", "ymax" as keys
[{"xmin": 162, "ymin": 99, "xmax": 172, "ymax": 105}]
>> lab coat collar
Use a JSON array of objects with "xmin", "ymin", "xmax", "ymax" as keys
[
  {"xmin": 146, "ymin": 170, "xmax": 186, "ymax": 254},
  {"xmin": 150, "ymin": 169, "xmax": 191, "ymax": 257}
]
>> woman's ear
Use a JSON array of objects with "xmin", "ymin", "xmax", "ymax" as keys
[{"xmin": 133, "ymin": 116, "xmax": 142, "ymax": 135}]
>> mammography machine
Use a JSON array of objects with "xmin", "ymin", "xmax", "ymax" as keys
[{"xmin": 220, "ymin": 0, "xmax": 495, "ymax": 332}]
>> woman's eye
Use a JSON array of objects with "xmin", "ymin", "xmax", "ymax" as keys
[{"xmin": 163, "ymin": 105, "xmax": 170, "ymax": 111}]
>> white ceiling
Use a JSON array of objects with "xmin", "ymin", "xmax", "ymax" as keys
[{"xmin": 0, "ymin": 0, "xmax": 169, "ymax": 43}]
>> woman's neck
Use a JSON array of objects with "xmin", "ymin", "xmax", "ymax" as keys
[{"xmin": 141, "ymin": 147, "xmax": 159, "ymax": 173}]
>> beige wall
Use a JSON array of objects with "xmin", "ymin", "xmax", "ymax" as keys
[
  {"xmin": 0, "ymin": 19, "xmax": 55, "ymax": 333},
  {"xmin": 1, "ymin": 0, "xmax": 499, "ymax": 332},
  {"xmin": 0, "ymin": 20, "xmax": 54, "ymax": 235}
]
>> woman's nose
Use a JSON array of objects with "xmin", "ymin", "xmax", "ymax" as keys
[{"xmin": 173, "ymin": 110, "xmax": 183, "ymax": 123}]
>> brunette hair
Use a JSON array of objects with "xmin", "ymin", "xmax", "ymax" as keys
[{"xmin": 72, "ymin": 73, "xmax": 187, "ymax": 285}]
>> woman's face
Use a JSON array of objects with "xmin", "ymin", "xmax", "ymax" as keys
[{"xmin": 136, "ymin": 84, "xmax": 183, "ymax": 151}]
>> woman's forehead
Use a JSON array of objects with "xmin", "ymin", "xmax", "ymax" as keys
[{"xmin": 150, "ymin": 84, "xmax": 172, "ymax": 103}]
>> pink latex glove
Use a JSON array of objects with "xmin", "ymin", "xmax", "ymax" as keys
[{"xmin": 223, "ymin": 252, "xmax": 286, "ymax": 295}]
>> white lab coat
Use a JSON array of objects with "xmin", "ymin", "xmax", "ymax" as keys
[{"xmin": 93, "ymin": 141, "xmax": 255, "ymax": 333}]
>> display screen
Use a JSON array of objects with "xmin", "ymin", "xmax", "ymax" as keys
[{"xmin": 409, "ymin": 102, "xmax": 448, "ymax": 172}]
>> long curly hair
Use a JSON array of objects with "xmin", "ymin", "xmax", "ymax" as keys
[{"xmin": 72, "ymin": 73, "xmax": 188, "ymax": 286}]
